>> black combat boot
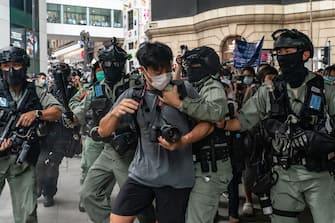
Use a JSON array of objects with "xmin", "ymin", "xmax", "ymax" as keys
[{"xmin": 43, "ymin": 196, "xmax": 55, "ymax": 207}]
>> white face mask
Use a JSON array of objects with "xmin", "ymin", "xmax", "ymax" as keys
[{"xmin": 149, "ymin": 72, "xmax": 172, "ymax": 91}]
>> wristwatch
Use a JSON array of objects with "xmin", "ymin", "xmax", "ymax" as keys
[{"xmin": 35, "ymin": 110, "xmax": 43, "ymax": 120}]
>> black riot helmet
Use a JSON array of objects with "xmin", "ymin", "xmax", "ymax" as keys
[
  {"xmin": 0, "ymin": 46, "xmax": 30, "ymax": 67},
  {"xmin": 0, "ymin": 46, "xmax": 30, "ymax": 86},
  {"xmin": 97, "ymin": 37, "xmax": 128, "ymax": 85},
  {"xmin": 272, "ymin": 29, "xmax": 314, "ymax": 60},
  {"xmin": 51, "ymin": 62, "xmax": 71, "ymax": 86},
  {"xmin": 51, "ymin": 62, "xmax": 71, "ymax": 78},
  {"xmin": 182, "ymin": 46, "xmax": 220, "ymax": 83}
]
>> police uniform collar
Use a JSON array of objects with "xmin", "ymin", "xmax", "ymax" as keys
[
  {"xmin": 191, "ymin": 75, "xmax": 211, "ymax": 88},
  {"xmin": 286, "ymin": 71, "xmax": 315, "ymax": 90}
]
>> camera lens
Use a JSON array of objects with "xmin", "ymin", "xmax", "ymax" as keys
[{"xmin": 161, "ymin": 125, "xmax": 181, "ymax": 143}]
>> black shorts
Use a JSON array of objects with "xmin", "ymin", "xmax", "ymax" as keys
[{"xmin": 112, "ymin": 178, "xmax": 192, "ymax": 223}]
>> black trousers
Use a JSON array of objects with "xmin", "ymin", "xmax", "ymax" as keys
[
  {"xmin": 228, "ymin": 165, "xmax": 243, "ymax": 218},
  {"xmin": 36, "ymin": 143, "xmax": 64, "ymax": 198}
]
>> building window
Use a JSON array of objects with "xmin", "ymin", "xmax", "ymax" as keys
[
  {"xmin": 114, "ymin": 10, "xmax": 123, "ymax": 28},
  {"xmin": 128, "ymin": 42, "xmax": 134, "ymax": 50},
  {"xmin": 47, "ymin": 3, "xmax": 61, "ymax": 23},
  {"xmin": 127, "ymin": 10, "xmax": 133, "ymax": 30},
  {"xmin": 10, "ymin": 0, "xmax": 24, "ymax": 11},
  {"xmin": 64, "ymin": 5, "xmax": 87, "ymax": 25},
  {"xmin": 89, "ymin": 8, "xmax": 111, "ymax": 27},
  {"xmin": 26, "ymin": 0, "xmax": 32, "ymax": 14},
  {"xmin": 221, "ymin": 36, "xmax": 242, "ymax": 62}
]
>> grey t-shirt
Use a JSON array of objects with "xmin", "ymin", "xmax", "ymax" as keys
[{"xmin": 112, "ymin": 84, "xmax": 198, "ymax": 188}]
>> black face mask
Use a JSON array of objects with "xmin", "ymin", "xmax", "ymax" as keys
[
  {"xmin": 103, "ymin": 66, "xmax": 123, "ymax": 86},
  {"xmin": 186, "ymin": 67, "xmax": 206, "ymax": 83},
  {"xmin": 277, "ymin": 51, "xmax": 307, "ymax": 88},
  {"xmin": 4, "ymin": 68, "xmax": 26, "ymax": 86}
]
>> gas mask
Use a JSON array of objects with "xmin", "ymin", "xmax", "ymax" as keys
[
  {"xmin": 185, "ymin": 67, "xmax": 206, "ymax": 83},
  {"xmin": 277, "ymin": 51, "xmax": 307, "ymax": 88},
  {"xmin": 102, "ymin": 61, "xmax": 123, "ymax": 86},
  {"xmin": 4, "ymin": 67, "xmax": 26, "ymax": 86}
]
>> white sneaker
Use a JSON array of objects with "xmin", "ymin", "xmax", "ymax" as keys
[{"xmin": 242, "ymin": 202, "xmax": 254, "ymax": 216}]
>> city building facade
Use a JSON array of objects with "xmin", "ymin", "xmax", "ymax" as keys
[
  {"xmin": 0, "ymin": 0, "xmax": 47, "ymax": 74},
  {"xmin": 46, "ymin": 0, "xmax": 124, "ymax": 66},
  {"xmin": 122, "ymin": 0, "xmax": 151, "ymax": 71},
  {"xmin": 147, "ymin": 0, "xmax": 335, "ymax": 70}
]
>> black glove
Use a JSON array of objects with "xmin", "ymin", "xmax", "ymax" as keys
[
  {"xmin": 62, "ymin": 111, "xmax": 74, "ymax": 128},
  {"xmin": 290, "ymin": 128, "xmax": 308, "ymax": 150}
]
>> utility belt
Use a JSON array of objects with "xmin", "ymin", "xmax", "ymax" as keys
[
  {"xmin": 193, "ymin": 142, "xmax": 230, "ymax": 172},
  {"xmin": 264, "ymin": 117, "xmax": 335, "ymax": 172},
  {"xmin": 272, "ymin": 151, "xmax": 335, "ymax": 172},
  {"xmin": 272, "ymin": 154, "xmax": 307, "ymax": 169}
]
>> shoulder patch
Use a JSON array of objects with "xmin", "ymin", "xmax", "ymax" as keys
[{"xmin": 0, "ymin": 97, "xmax": 9, "ymax": 107}]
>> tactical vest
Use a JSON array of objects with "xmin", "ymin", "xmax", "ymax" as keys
[
  {"xmin": 90, "ymin": 76, "xmax": 142, "ymax": 127},
  {"xmin": 265, "ymin": 75, "xmax": 335, "ymax": 172},
  {"xmin": 192, "ymin": 77, "xmax": 230, "ymax": 172},
  {"xmin": 0, "ymin": 81, "xmax": 42, "ymax": 163},
  {"xmin": 90, "ymin": 82, "xmax": 115, "ymax": 127}
]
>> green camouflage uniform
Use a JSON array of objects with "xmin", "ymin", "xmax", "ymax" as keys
[
  {"xmin": 69, "ymin": 85, "xmax": 108, "ymax": 186},
  {"xmin": 238, "ymin": 72, "xmax": 335, "ymax": 223},
  {"xmin": 0, "ymin": 84, "xmax": 62, "ymax": 223},
  {"xmin": 178, "ymin": 78, "xmax": 233, "ymax": 223}
]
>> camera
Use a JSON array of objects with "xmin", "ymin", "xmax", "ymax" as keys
[
  {"xmin": 233, "ymin": 75, "xmax": 245, "ymax": 91},
  {"xmin": 150, "ymin": 124, "xmax": 182, "ymax": 143},
  {"xmin": 161, "ymin": 124, "xmax": 182, "ymax": 143},
  {"xmin": 258, "ymin": 193, "xmax": 273, "ymax": 215},
  {"xmin": 111, "ymin": 130, "xmax": 138, "ymax": 155}
]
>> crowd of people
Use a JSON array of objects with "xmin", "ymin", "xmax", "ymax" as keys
[{"xmin": 0, "ymin": 28, "xmax": 334, "ymax": 223}]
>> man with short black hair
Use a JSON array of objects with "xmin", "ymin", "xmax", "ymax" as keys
[
  {"xmin": 37, "ymin": 72, "xmax": 47, "ymax": 88},
  {"xmin": 99, "ymin": 41, "xmax": 213, "ymax": 223}
]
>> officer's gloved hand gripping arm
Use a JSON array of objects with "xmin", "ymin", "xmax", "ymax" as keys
[
  {"xmin": 158, "ymin": 121, "xmax": 214, "ymax": 151},
  {"xmin": 98, "ymin": 98, "xmax": 139, "ymax": 138}
]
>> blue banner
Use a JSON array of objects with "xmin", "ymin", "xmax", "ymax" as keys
[{"xmin": 233, "ymin": 36, "xmax": 264, "ymax": 68}]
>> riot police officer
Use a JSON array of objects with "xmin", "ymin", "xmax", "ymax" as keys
[
  {"xmin": 0, "ymin": 46, "xmax": 62, "ymax": 223},
  {"xmin": 161, "ymin": 46, "xmax": 232, "ymax": 223},
  {"xmin": 223, "ymin": 29, "xmax": 335, "ymax": 223},
  {"xmin": 36, "ymin": 62, "xmax": 80, "ymax": 207},
  {"xmin": 72, "ymin": 38, "xmax": 154, "ymax": 223},
  {"xmin": 69, "ymin": 58, "xmax": 111, "ymax": 212}
]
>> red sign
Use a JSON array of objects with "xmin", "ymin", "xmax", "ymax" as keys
[{"xmin": 81, "ymin": 50, "xmax": 85, "ymax": 59}]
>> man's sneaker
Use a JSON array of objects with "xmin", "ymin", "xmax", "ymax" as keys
[
  {"xmin": 242, "ymin": 202, "xmax": 254, "ymax": 216},
  {"xmin": 43, "ymin": 196, "xmax": 54, "ymax": 207}
]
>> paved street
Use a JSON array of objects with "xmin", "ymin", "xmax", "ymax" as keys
[{"xmin": 0, "ymin": 157, "xmax": 311, "ymax": 223}]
